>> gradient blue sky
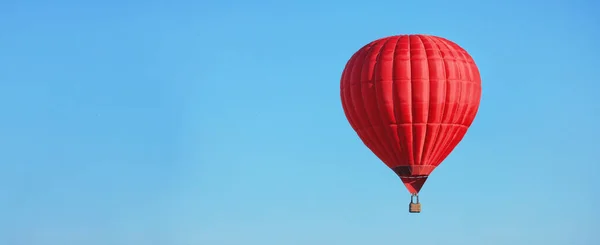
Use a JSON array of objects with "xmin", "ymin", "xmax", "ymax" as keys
[{"xmin": 1, "ymin": 0, "xmax": 599, "ymax": 244}]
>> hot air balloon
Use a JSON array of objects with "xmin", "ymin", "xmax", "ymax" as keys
[{"xmin": 340, "ymin": 34, "xmax": 481, "ymax": 213}]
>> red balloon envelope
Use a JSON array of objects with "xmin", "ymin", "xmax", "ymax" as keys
[{"xmin": 340, "ymin": 35, "xmax": 481, "ymax": 211}]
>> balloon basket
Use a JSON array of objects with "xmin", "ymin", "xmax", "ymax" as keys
[
  {"xmin": 409, "ymin": 194, "xmax": 421, "ymax": 213},
  {"xmin": 409, "ymin": 203, "xmax": 421, "ymax": 213}
]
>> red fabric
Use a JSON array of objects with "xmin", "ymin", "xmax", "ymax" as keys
[
  {"xmin": 340, "ymin": 35, "xmax": 481, "ymax": 194},
  {"xmin": 400, "ymin": 176, "xmax": 428, "ymax": 194}
]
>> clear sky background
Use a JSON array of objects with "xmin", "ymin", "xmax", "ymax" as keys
[{"xmin": 0, "ymin": 0, "xmax": 599, "ymax": 244}]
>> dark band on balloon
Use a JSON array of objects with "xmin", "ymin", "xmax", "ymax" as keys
[{"xmin": 392, "ymin": 166, "xmax": 432, "ymax": 177}]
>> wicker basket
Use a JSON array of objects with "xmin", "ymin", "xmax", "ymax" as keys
[{"xmin": 409, "ymin": 202, "xmax": 421, "ymax": 213}]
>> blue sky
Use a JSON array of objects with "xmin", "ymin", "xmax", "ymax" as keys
[{"xmin": 0, "ymin": 0, "xmax": 599, "ymax": 244}]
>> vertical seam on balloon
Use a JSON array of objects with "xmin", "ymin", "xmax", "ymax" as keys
[
  {"xmin": 357, "ymin": 45, "xmax": 390, "ymax": 162},
  {"xmin": 432, "ymin": 39, "xmax": 460, "ymax": 165},
  {"xmin": 429, "ymin": 38, "xmax": 456, "ymax": 166},
  {"xmin": 425, "ymin": 37, "xmax": 448, "ymax": 167},
  {"xmin": 348, "ymin": 46, "xmax": 384, "ymax": 161},
  {"xmin": 415, "ymin": 35, "xmax": 430, "ymax": 167},
  {"xmin": 470, "ymin": 61, "xmax": 482, "ymax": 126},
  {"xmin": 407, "ymin": 35, "xmax": 415, "ymax": 166},
  {"xmin": 343, "ymin": 50, "xmax": 361, "ymax": 136},
  {"xmin": 458, "ymin": 48, "xmax": 479, "ymax": 127},
  {"xmin": 437, "ymin": 39, "xmax": 466, "ymax": 164},
  {"xmin": 360, "ymin": 41, "xmax": 396, "ymax": 166},
  {"xmin": 445, "ymin": 44, "xmax": 480, "ymax": 163},
  {"xmin": 421, "ymin": 35, "xmax": 441, "ymax": 168},
  {"xmin": 374, "ymin": 37, "xmax": 402, "ymax": 165},
  {"xmin": 345, "ymin": 49, "xmax": 363, "ymax": 132},
  {"xmin": 386, "ymin": 36, "xmax": 404, "ymax": 165},
  {"xmin": 454, "ymin": 44, "xmax": 474, "ymax": 126},
  {"xmin": 342, "ymin": 50, "xmax": 369, "ymax": 149},
  {"xmin": 448, "ymin": 41, "xmax": 472, "ymax": 159},
  {"xmin": 468, "ymin": 61, "xmax": 482, "ymax": 127},
  {"xmin": 365, "ymin": 40, "xmax": 394, "ymax": 165},
  {"xmin": 341, "ymin": 52, "xmax": 358, "ymax": 130},
  {"xmin": 391, "ymin": 35, "xmax": 405, "ymax": 167}
]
